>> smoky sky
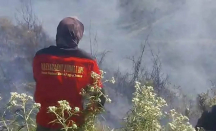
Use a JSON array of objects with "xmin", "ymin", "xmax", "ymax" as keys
[{"xmin": 1, "ymin": 0, "xmax": 216, "ymax": 96}]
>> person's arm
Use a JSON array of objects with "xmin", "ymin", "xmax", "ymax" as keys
[
  {"xmin": 32, "ymin": 55, "xmax": 39, "ymax": 103},
  {"xmin": 33, "ymin": 56, "xmax": 37, "ymax": 82},
  {"xmin": 98, "ymin": 88, "xmax": 106, "ymax": 108},
  {"xmin": 81, "ymin": 59, "xmax": 106, "ymax": 123},
  {"xmin": 84, "ymin": 59, "xmax": 106, "ymax": 113}
]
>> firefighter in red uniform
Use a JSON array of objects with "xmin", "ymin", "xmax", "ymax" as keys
[{"xmin": 33, "ymin": 17, "xmax": 105, "ymax": 131}]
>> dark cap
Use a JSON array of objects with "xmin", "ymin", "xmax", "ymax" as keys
[{"xmin": 56, "ymin": 17, "xmax": 84, "ymax": 48}]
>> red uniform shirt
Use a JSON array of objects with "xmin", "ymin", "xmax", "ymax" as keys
[{"xmin": 33, "ymin": 46, "xmax": 102, "ymax": 128}]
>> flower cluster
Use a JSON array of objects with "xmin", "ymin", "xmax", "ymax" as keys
[
  {"xmin": 48, "ymin": 106, "xmax": 57, "ymax": 112},
  {"xmin": 58, "ymin": 100, "xmax": 72, "ymax": 111},
  {"xmin": 110, "ymin": 77, "xmax": 115, "ymax": 84},
  {"xmin": 48, "ymin": 100, "xmax": 80, "ymax": 114},
  {"xmin": 124, "ymin": 81, "xmax": 196, "ymax": 131},
  {"xmin": 10, "ymin": 92, "xmax": 35, "ymax": 105},
  {"xmin": 47, "ymin": 100, "xmax": 80, "ymax": 131},
  {"xmin": 100, "ymin": 70, "xmax": 106, "ymax": 79},
  {"xmin": 166, "ymin": 109, "xmax": 195, "ymax": 131},
  {"xmin": 125, "ymin": 81, "xmax": 167, "ymax": 131},
  {"xmin": 81, "ymin": 71, "xmax": 113, "ymax": 107},
  {"xmin": 9, "ymin": 92, "xmax": 41, "ymax": 109},
  {"xmin": 33, "ymin": 103, "xmax": 41, "ymax": 108},
  {"xmin": 1, "ymin": 92, "xmax": 41, "ymax": 131}
]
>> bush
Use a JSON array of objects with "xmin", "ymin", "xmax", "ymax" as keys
[
  {"xmin": 0, "ymin": 71, "xmax": 202, "ymax": 131},
  {"xmin": 122, "ymin": 81, "xmax": 195, "ymax": 131}
]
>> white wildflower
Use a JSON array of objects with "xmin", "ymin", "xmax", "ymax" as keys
[
  {"xmin": 48, "ymin": 106, "xmax": 57, "ymax": 112},
  {"xmin": 28, "ymin": 96, "xmax": 33, "ymax": 100},
  {"xmin": 90, "ymin": 86, "xmax": 94, "ymax": 92},
  {"xmin": 110, "ymin": 77, "xmax": 115, "ymax": 84},
  {"xmin": 106, "ymin": 98, "xmax": 112, "ymax": 103},
  {"xmin": 20, "ymin": 93, "xmax": 27, "ymax": 98},
  {"xmin": 10, "ymin": 92, "xmax": 19, "ymax": 98},
  {"xmin": 74, "ymin": 107, "xmax": 80, "ymax": 112},
  {"xmin": 34, "ymin": 103, "xmax": 41, "ymax": 108},
  {"xmin": 72, "ymin": 124, "xmax": 77, "ymax": 129},
  {"xmin": 11, "ymin": 100, "xmax": 17, "ymax": 106},
  {"xmin": 98, "ymin": 98, "xmax": 101, "ymax": 103}
]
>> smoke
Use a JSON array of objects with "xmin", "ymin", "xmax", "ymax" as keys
[
  {"xmin": 1, "ymin": 0, "xmax": 216, "ymax": 128},
  {"xmin": 117, "ymin": 0, "xmax": 216, "ymax": 95}
]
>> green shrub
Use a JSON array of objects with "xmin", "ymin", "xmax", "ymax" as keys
[{"xmin": 0, "ymin": 71, "xmax": 203, "ymax": 131}]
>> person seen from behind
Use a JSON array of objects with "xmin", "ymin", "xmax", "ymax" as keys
[
  {"xmin": 32, "ymin": 17, "xmax": 106, "ymax": 131},
  {"xmin": 195, "ymin": 105, "xmax": 216, "ymax": 131}
]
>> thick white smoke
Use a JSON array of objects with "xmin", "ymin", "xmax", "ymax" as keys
[{"xmin": 1, "ymin": 0, "xmax": 216, "ymax": 128}]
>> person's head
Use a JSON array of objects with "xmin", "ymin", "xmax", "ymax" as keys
[{"xmin": 56, "ymin": 17, "xmax": 84, "ymax": 48}]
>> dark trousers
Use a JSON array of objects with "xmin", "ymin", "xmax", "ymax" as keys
[{"xmin": 36, "ymin": 124, "xmax": 82, "ymax": 131}]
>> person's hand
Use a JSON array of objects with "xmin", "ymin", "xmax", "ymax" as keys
[{"xmin": 83, "ymin": 103, "xmax": 103, "ymax": 117}]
